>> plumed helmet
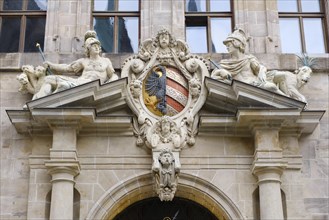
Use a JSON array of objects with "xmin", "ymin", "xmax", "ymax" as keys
[
  {"xmin": 83, "ymin": 30, "xmax": 101, "ymax": 48},
  {"xmin": 223, "ymin": 28, "xmax": 247, "ymax": 47},
  {"xmin": 84, "ymin": 36, "xmax": 101, "ymax": 49},
  {"xmin": 84, "ymin": 30, "xmax": 97, "ymax": 41}
]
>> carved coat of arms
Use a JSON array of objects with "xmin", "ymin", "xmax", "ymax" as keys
[{"xmin": 121, "ymin": 29, "xmax": 209, "ymax": 201}]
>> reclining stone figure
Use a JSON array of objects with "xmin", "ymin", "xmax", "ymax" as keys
[
  {"xmin": 32, "ymin": 30, "xmax": 118, "ymax": 99},
  {"xmin": 211, "ymin": 28, "xmax": 286, "ymax": 96}
]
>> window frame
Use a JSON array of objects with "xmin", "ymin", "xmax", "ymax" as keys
[
  {"xmin": 92, "ymin": 0, "xmax": 140, "ymax": 54},
  {"xmin": 185, "ymin": 0, "xmax": 234, "ymax": 53},
  {"xmin": 278, "ymin": 0, "xmax": 328, "ymax": 53},
  {"xmin": 0, "ymin": 0, "xmax": 47, "ymax": 52}
]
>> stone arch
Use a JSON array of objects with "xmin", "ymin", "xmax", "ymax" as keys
[{"xmin": 86, "ymin": 172, "xmax": 245, "ymax": 220}]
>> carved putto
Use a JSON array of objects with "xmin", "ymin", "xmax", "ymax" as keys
[
  {"xmin": 123, "ymin": 29, "xmax": 209, "ymax": 201},
  {"xmin": 17, "ymin": 65, "xmax": 46, "ymax": 101}
]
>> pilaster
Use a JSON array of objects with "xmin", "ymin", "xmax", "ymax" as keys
[
  {"xmin": 45, "ymin": 127, "xmax": 80, "ymax": 220},
  {"xmin": 251, "ymin": 123, "xmax": 287, "ymax": 220}
]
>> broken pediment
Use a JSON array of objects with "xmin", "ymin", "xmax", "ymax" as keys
[
  {"xmin": 7, "ymin": 74, "xmax": 324, "ymax": 138},
  {"xmin": 6, "ymin": 78, "xmax": 133, "ymax": 135},
  {"xmin": 204, "ymin": 77, "xmax": 306, "ymax": 114},
  {"xmin": 200, "ymin": 77, "xmax": 325, "ymax": 137}
]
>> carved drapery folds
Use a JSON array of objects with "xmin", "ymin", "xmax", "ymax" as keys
[
  {"xmin": 123, "ymin": 29, "xmax": 209, "ymax": 200},
  {"xmin": 210, "ymin": 28, "xmax": 315, "ymax": 106}
]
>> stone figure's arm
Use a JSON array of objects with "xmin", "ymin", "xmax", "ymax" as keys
[
  {"xmin": 258, "ymin": 64, "xmax": 268, "ymax": 82},
  {"xmin": 106, "ymin": 59, "xmax": 115, "ymax": 79},
  {"xmin": 105, "ymin": 58, "xmax": 118, "ymax": 82},
  {"xmin": 250, "ymin": 57, "xmax": 267, "ymax": 82},
  {"xmin": 44, "ymin": 60, "xmax": 83, "ymax": 75},
  {"xmin": 24, "ymin": 69, "xmax": 39, "ymax": 88}
]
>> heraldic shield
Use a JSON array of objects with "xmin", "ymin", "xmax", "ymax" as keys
[
  {"xmin": 121, "ymin": 29, "xmax": 209, "ymax": 201},
  {"xmin": 144, "ymin": 65, "xmax": 189, "ymax": 117}
]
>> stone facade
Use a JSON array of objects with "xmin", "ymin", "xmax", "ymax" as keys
[{"xmin": 1, "ymin": 0, "xmax": 328, "ymax": 220}]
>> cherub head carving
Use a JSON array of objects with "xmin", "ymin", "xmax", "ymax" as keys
[{"xmin": 154, "ymin": 29, "xmax": 176, "ymax": 49}]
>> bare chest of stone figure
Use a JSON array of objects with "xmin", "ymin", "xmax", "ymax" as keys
[{"xmin": 81, "ymin": 60, "xmax": 108, "ymax": 82}]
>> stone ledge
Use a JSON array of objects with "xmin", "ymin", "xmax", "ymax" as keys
[
  {"xmin": 29, "ymin": 155, "xmax": 302, "ymax": 170},
  {"xmin": 200, "ymin": 109, "xmax": 324, "ymax": 136}
]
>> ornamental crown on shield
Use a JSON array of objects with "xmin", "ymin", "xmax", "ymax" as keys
[{"xmin": 121, "ymin": 28, "xmax": 210, "ymax": 201}]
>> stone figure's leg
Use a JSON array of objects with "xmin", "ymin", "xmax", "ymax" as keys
[
  {"xmin": 33, "ymin": 76, "xmax": 57, "ymax": 98},
  {"xmin": 263, "ymin": 82, "xmax": 287, "ymax": 96},
  {"xmin": 53, "ymin": 82, "xmax": 69, "ymax": 93},
  {"xmin": 271, "ymin": 72, "xmax": 290, "ymax": 96}
]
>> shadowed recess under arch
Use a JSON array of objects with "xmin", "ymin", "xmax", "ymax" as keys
[{"xmin": 86, "ymin": 172, "xmax": 245, "ymax": 220}]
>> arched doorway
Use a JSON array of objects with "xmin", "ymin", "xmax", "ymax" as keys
[
  {"xmin": 86, "ymin": 172, "xmax": 244, "ymax": 220},
  {"xmin": 113, "ymin": 197, "xmax": 219, "ymax": 220}
]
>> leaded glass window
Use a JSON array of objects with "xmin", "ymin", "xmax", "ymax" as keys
[
  {"xmin": 93, "ymin": 0, "xmax": 140, "ymax": 53},
  {"xmin": 278, "ymin": 0, "xmax": 327, "ymax": 53},
  {"xmin": 0, "ymin": 0, "xmax": 47, "ymax": 52},
  {"xmin": 185, "ymin": 0, "xmax": 233, "ymax": 53}
]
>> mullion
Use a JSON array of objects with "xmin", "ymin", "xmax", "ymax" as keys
[
  {"xmin": 299, "ymin": 16, "xmax": 306, "ymax": 52},
  {"xmin": 19, "ymin": 15, "xmax": 26, "ymax": 52},
  {"xmin": 322, "ymin": 17, "xmax": 328, "ymax": 51},
  {"xmin": 114, "ymin": 16, "xmax": 118, "ymax": 53},
  {"xmin": 22, "ymin": 0, "xmax": 27, "ymax": 10},
  {"xmin": 297, "ymin": 0, "xmax": 302, "ymax": 12},
  {"xmin": 207, "ymin": 16, "xmax": 211, "ymax": 52},
  {"xmin": 115, "ymin": 0, "xmax": 119, "ymax": 11}
]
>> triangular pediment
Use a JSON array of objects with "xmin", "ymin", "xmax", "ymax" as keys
[{"xmin": 203, "ymin": 77, "xmax": 306, "ymax": 114}]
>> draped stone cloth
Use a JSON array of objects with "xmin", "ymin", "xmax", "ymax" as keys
[{"xmin": 219, "ymin": 55, "xmax": 264, "ymax": 87}]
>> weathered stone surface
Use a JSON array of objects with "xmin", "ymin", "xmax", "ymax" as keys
[{"xmin": 1, "ymin": 0, "xmax": 328, "ymax": 219}]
